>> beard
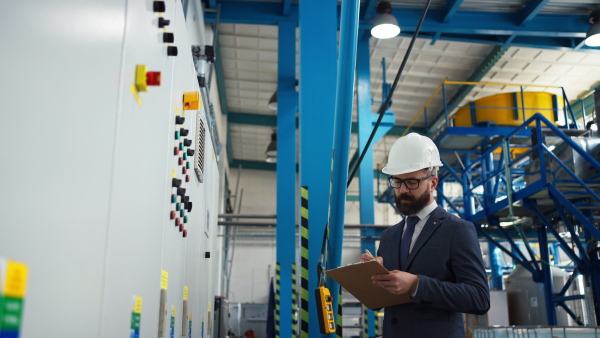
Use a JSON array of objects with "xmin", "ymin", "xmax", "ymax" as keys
[{"xmin": 395, "ymin": 189, "xmax": 431, "ymax": 216}]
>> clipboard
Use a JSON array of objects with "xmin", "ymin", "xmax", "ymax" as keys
[{"xmin": 326, "ymin": 260, "xmax": 412, "ymax": 310}]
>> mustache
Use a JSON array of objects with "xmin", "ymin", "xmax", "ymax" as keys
[{"xmin": 398, "ymin": 193, "xmax": 415, "ymax": 202}]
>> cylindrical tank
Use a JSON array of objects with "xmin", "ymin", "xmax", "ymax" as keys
[
  {"xmin": 505, "ymin": 264, "xmax": 583, "ymax": 326},
  {"xmin": 453, "ymin": 91, "xmax": 561, "ymax": 127}
]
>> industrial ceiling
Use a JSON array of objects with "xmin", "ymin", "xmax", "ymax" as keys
[{"xmin": 203, "ymin": 0, "xmax": 600, "ymax": 175}]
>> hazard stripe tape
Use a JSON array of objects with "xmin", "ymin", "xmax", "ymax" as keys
[
  {"xmin": 300, "ymin": 186, "xmax": 309, "ymax": 338},
  {"xmin": 292, "ymin": 262, "xmax": 298, "ymax": 337},
  {"xmin": 275, "ymin": 262, "xmax": 281, "ymax": 337},
  {"xmin": 336, "ymin": 286, "xmax": 343, "ymax": 337}
]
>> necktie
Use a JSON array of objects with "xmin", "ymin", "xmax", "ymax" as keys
[{"xmin": 400, "ymin": 216, "xmax": 419, "ymax": 271}]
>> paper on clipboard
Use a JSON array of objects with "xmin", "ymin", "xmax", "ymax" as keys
[{"xmin": 326, "ymin": 260, "xmax": 411, "ymax": 310}]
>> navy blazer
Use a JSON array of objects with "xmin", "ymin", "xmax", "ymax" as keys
[{"xmin": 376, "ymin": 206, "xmax": 490, "ymax": 337}]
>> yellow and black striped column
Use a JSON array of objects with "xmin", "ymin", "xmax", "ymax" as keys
[
  {"xmin": 300, "ymin": 186, "xmax": 309, "ymax": 338},
  {"xmin": 336, "ymin": 286, "xmax": 343, "ymax": 338},
  {"xmin": 275, "ymin": 262, "xmax": 281, "ymax": 337},
  {"xmin": 291, "ymin": 262, "xmax": 298, "ymax": 337}
]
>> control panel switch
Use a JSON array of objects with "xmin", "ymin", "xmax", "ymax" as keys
[
  {"xmin": 135, "ymin": 65, "xmax": 161, "ymax": 92},
  {"xmin": 183, "ymin": 92, "xmax": 200, "ymax": 110},
  {"xmin": 158, "ymin": 17, "xmax": 170, "ymax": 28}
]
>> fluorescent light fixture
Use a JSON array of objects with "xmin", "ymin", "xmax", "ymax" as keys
[
  {"xmin": 585, "ymin": 10, "xmax": 600, "ymax": 47},
  {"xmin": 268, "ymin": 91, "xmax": 277, "ymax": 110},
  {"xmin": 371, "ymin": 1, "xmax": 400, "ymax": 39},
  {"xmin": 265, "ymin": 131, "xmax": 277, "ymax": 162}
]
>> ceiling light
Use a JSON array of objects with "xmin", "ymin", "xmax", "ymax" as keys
[
  {"xmin": 371, "ymin": 1, "xmax": 400, "ymax": 39},
  {"xmin": 268, "ymin": 91, "xmax": 277, "ymax": 110},
  {"xmin": 265, "ymin": 131, "xmax": 277, "ymax": 162},
  {"xmin": 585, "ymin": 10, "xmax": 600, "ymax": 47}
]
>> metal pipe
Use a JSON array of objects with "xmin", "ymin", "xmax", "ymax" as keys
[{"xmin": 218, "ymin": 214, "xmax": 276, "ymax": 219}]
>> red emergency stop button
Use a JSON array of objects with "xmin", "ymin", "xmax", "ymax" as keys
[{"xmin": 146, "ymin": 72, "xmax": 161, "ymax": 86}]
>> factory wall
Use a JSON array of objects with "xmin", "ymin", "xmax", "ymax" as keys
[{"xmin": 0, "ymin": 1, "xmax": 223, "ymax": 337}]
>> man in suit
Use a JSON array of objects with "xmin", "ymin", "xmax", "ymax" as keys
[{"xmin": 360, "ymin": 133, "xmax": 489, "ymax": 337}]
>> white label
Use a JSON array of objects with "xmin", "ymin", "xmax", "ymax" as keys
[{"xmin": 530, "ymin": 297, "xmax": 538, "ymax": 307}]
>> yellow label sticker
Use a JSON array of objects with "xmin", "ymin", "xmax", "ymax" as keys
[
  {"xmin": 4, "ymin": 260, "xmax": 28, "ymax": 298},
  {"xmin": 175, "ymin": 106, "xmax": 179, "ymax": 116},
  {"xmin": 161, "ymin": 270, "xmax": 168, "ymax": 290},
  {"xmin": 130, "ymin": 85, "xmax": 142, "ymax": 107},
  {"xmin": 171, "ymin": 305, "xmax": 176, "ymax": 317},
  {"xmin": 207, "ymin": 302, "xmax": 211, "ymax": 312},
  {"xmin": 171, "ymin": 169, "xmax": 175, "ymax": 178},
  {"xmin": 190, "ymin": 312, "xmax": 193, "ymax": 321},
  {"xmin": 133, "ymin": 296, "xmax": 143, "ymax": 314},
  {"xmin": 183, "ymin": 286, "xmax": 188, "ymax": 300}
]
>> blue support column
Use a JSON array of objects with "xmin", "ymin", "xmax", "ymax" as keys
[
  {"xmin": 356, "ymin": 36, "xmax": 376, "ymax": 338},
  {"xmin": 276, "ymin": 21, "xmax": 297, "ymax": 338},
  {"xmin": 298, "ymin": 1, "xmax": 337, "ymax": 337},
  {"xmin": 489, "ymin": 241, "xmax": 504, "ymax": 290},
  {"xmin": 328, "ymin": 2, "xmax": 360, "ymax": 335},
  {"xmin": 538, "ymin": 225, "xmax": 557, "ymax": 325}
]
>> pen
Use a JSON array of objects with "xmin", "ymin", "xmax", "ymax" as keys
[{"xmin": 365, "ymin": 249, "xmax": 374, "ymax": 258}]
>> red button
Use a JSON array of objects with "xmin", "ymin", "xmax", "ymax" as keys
[
  {"xmin": 182, "ymin": 167, "xmax": 187, "ymax": 174},
  {"xmin": 170, "ymin": 211, "xmax": 176, "ymax": 219},
  {"xmin": 183, "ymin": 230, "xmax": 188, "ymax": 237},
  {"xmin": 178, "ymin": 157, "xmax": 183, "ymax": 165},
  {"xmin": 146, "ymin": 72, "xmax": 161, "ymax": 86},
  {"xmin": 185, "ymin": 175, "xmax": 190, "ymax": 182},
  {"xmin": 179, "ymin": 224, "xmax": 184, "ymax": 232},
  {"xmin": 174, "ymin": 147, "xmax": 179, "ymax": 156},
  {"xmin": 175, "ymin": 218, "xmax": 181, "ymax": 226}
]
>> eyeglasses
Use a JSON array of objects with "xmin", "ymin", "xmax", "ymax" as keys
[{"xmin": 388, "ymin": 175, "xmax": 432, "ymax": 190}]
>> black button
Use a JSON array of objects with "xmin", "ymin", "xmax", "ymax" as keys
[
  {"xmin": 167, "ymin": 46, "xmax": 178, "ymax": 56},
  {"xmin": 185, "ymin": 202, "xmax": 193, "ymax": 212},
  {"xmin": 177, "ymin": 187, "xmax": 186, "ymax": 196},
  {"xmin": 187, "ymin": 149, "xmax": 195, "ymax": 156},
  {"xmin": 158, "ymin": 17, "xmax": 170, "ymax": 28},
  {"xmin": 180, "ymin": 128, "xmax": 189, "ymax": 136},
  {"xmin": 163, "ymin": 33, "xmax": 174, "ymax": 43},
  {"xmin": 184, "ymin": 139, "xmax": 192, "ymax": 147},
  {"xmin": 175, "ymin": 116, "xmax": 185, "ymax": 124},
  {"xmin": 182, "ymin": 196, "xmax": 189, "ymax": 203},
  {"xmin": 153, "ymin": 1, "xmax": 165, "ymax": 12},
  {"xmin": 172, "ymin": 178, "xmax": 182, "ymax": 187}
]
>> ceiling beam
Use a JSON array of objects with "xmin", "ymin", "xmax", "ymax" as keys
[
  {"xmin": 518, "ymin": 0, "xmax": 551, "ymax": 26},
  {"xmin": 204, "ymin": 2, "xmax": 590, "ymax": 43},
  {"xmin": 441, "ymin": 0, "xmax": 464, "ymax": 23},
  {"xmin": 227, "ymin": 112, "xmax": 424, "ymax": 136}
]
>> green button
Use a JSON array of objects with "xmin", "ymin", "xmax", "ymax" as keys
[
  {"xmin": 183, "ymin": 153, "xmax": 188, "ymax": 160},
  {"xmin": 186, "ymin": 162, "xmax": 191, "ymax": 169},
  {"xmin": 180, "ymin": 210, "xmax": 185, "ymax": 217},
  {"xmin": 171, "ymin": 194, "xmax": 177, "ymax": 203},
  {"xmin": 175, "ymin": 131, "xmax": 180, "ymax": 140},
  {"xmin": 176, "ymin": 203, "xmax": 181, "ymax": 211},
  {"xmin": 0, "ymin": 297, "xmax": 23, "ymax": 330},
  {"xmin": 184, "ymin": 216, "xmax": 188, "ymax": 223},
  {"xmin": 179, "ymin": 143, "xmax": 184, "ymax": 150}
]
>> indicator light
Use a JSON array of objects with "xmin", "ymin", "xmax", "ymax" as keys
[
  {"xmin": 167, "ymin": 46, "xmax": 178, "ymax": 56},
  {"xmin": 174, "ymin": 147, "xmax": 179, "ymax": 156},
  {"xmin": 170, "ymin": 211, "xmax": 176, "ymax": 219},
  {"xmin": 182, "ymin": 167, "xmax": 187, "ymax": 174},
  {"xmin": 183, "ymin": 230, "xmax": 188, "ymax": 237},
  {"xmin": 178, "ymin": 157, "xmax": 184, "ymax": 166},
  {"xmin": 183, "ymin": 92, "xmax": 200, "ymax": 110},
  {"xmin": 183, "ymin": 153, "xmax": 188, "ymax": 161},
  {"xmin": 183, "ymin": 216, "xmax": 188, "ymax": 223},
  {"xmin": 179, "ymin": 224, "xmax": 184, "ymax": 232},
  {"xmin": 185, "ymin": 175, "xmax": 190, "ymax": 182},
  {"xmin": 176, "ymin": 203, "xmax": 181, "ymax": 211},
  {"xmin": 171, "ymin": 194, "xmax": 177, "ymax": 203},
  {"xmin": 186, "ymin": 162, "xmax": 191, "ymax": 169},
  {"xmin": 179, "ymin": 143, "xmax": 184, "ymax": 151},
  {"xmin": 163, "ymin": 33, "xmax": 174, "ymax": 43},
  {"xmin": 180, "ymin": 210, "xmax": 185, "ymax": 217},
  {"xmin": 176, "ymin": 218, "xmax": 181, "ymax": 226},
  {"xmin": 153, "ymin": 1, "xmax": 165, "ymax": 12},
  {"xmin": 175, "ymin": 131, "xmax": 180, "ymax": 140}
]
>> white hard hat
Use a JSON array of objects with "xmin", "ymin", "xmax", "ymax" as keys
[{"xmin": 382, "ymin": 133, "xmax": 443, "ymax": 175}]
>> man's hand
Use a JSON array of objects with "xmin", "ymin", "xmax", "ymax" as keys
[
  {"xmin": 371, "ymin": 270, "xmax": 418, "ymax": 296},
  {"xmin": 359, "ymin": 253, "xmax": 383, "ymax": 265}
]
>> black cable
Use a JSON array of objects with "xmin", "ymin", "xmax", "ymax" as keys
[{"xmin": 347, "ymin": 0, "xmax": 432, "ymax": 188}]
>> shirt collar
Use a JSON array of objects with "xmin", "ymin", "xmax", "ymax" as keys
[{"xmin": 414, "ymin": 201, "xmax": 438, "ymax": 220}]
